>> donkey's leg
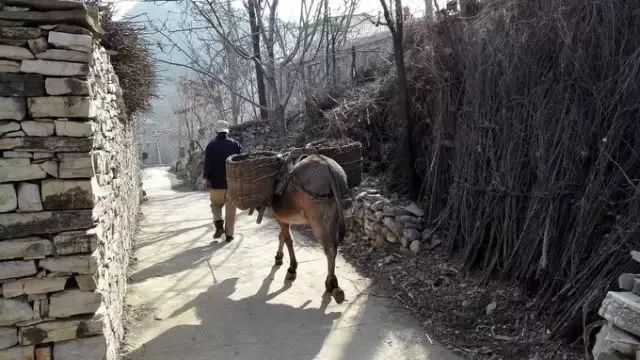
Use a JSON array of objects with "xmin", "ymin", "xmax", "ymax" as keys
[
  {"xmin": 275, "ymin": 221, "xmax": 287, "ymax": 266},
  {"xmin": 309, "ymin": 211, "xmax": 345, "ymax": 304},
  {"xmin": 281, "ymin": 223, "xmax": 298, "ymax": 281}
]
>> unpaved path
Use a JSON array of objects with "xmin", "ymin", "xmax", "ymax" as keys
[{"xmin": 121, "ymin": 167, "xmax": 459, "ymax": 360}]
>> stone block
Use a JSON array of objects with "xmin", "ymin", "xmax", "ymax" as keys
[
  {"xmin": 54, "ymin": 25, "xmax": 91, "ymax": 36},
  {"xmin": 2, "ymin": 277, "xmax": 67, "ymax": 298},
  {"xmin": 19, "ymin": 316, "xmax": 103, "ymax": 346},
  {"xmin": 35, "ymin": 49, "xmax": 89, "ymax": 63},
  {"xmin": 41, "ymin": 180, "xmax": 93, "ymax": 210},
  {"xmin": 0, "ymin": 137, "xmax": 92, "ymax": 152},
  {"xmin": 0, "ymin": 20, "xmax": 25, "ymax": 27},
  {"xmin": 0, "ymin": 298, "xmax": 33, "ymax": 326},
  {"xmin": 37, "ymin": 299, "xmax": 48, "ymax": 318},
  {"xmin": 17, "ymin": 183, "xmax": 43, "ymax": 212},
  {"xmin": 0, "ymin": 210, "xmax": 93, "ymax": 240},
  {"xmin": 0, "ymin": 237, "xmax": 51, "ymax": 261},
  {"xmin": 49, "ymin": 290, "xmax": 101, "ymax": 318},
  {"xmin": 0, "ymin": 159, "xmax": 46, "ymax": 183},
  {"xmin": 0, "ymin": 345, "xmax": 34, "ymax": 360},
  {"xmin": 53, "ymin": 336, "xmax": 105, "ymax": 360},
  {"xmin": 592, "ymin": 323, "xmax": 640, "ymax": 360},
  {"xmin": 58, "ymin": 154, "xmax": 92, "ymax": 178},
  {"xmin": 38, "ymin": 161, "xmax": 58, "ymax": 178},
  {"xmin": 0, "ymin": 44, "xmax": 33, "ymax": 60},
  {"xmin": 27, "ymin": 97, "xmax": 95, "ymax": 118},
  {"xmin": 383, "ymin": 217, "xmax": 400, "ymax": 237},
  {"xmin": 45, "ymin": 78, "xmax": 90, "ymax": 96},
  {"xmin": 0, "ymin": 260, "xmax": 37, "ymax": 280},
  {"xmin": 410, "ymin": 240, "xmax": 422, "ymax": 255},
  {"xmin": 401, "ymin": 202, "xmax": 425, "ymax": 217},
  {"xmin": 599, "ymin": 292, "xmax": 640, "ymax": 337},
  {"xmin": 619, "ymin": 273, "xmax": 636, "ymax": 290},
  {"xmin": 0, "ymin": 327, "xmax": 17, "ymax": 350},
  {"xmin": 0, "ymin": 60, "xmax": 19, "ymax": 73},
  {"xmin": 53, "ymin": 230, "xmax": 97, "ymax": 255},
  {"xmin": 20, "ymin": 121, "xmax": 54, "ymax": 137},
  {"xmin": 34, "ymin": 345, "xmax": 50, "ymax": 360},
  {"xmin": 0, "ymin": 10, "xmax": 101, "ymax": 35},
  {"xmin": 74, "ymin": 275, "xmax": 95, "ymax": 291},
  {"xmin": 5, "ymin": 130, "xmax": 25, "ymax": 137},
  {"xmin": 27, "ymin": 37, "xmax": 48, "ymax": 54},
  {"xmin": 2, "ymin": 151, "xmax": 32, "ymax": 158},
  {"xmin": 0, "ymin": 97, "xmax": 26, "ymax": 120},
  {"xmin": 403, "ymin": 228, "xmax": 421, "ymax": 242},
  {"xmin": 48, "ymin": 31, "xmax": 91, "ymax": 53},
  {"xmin": 38, "ymin": 255, "xmax": 96, "ymax": 274},
  {"xmin": 54, "ymin": 119, "xmax": 91, "ymax": 137},
  {"xmin": 20, "ymin": 60, "xmax": 88, "ymax": 77},
  {"xmin": 0, "ymin": 121, "xmax": 20, "ymax": 134},
  {"xmin": 32, "ymin": 153, "xmax": 51, "ymax": 160},
  {"xmin": 0, "ymin": 74, "xmax": 44, "ymax": 96},
  {"xmin": 4, "ymin": 1, "xmax": 85, "ymax": 10},
  {"xmin": 0, "ymin": 27, "xmax": 41, "ymax": 43},
  {"xmin": 400, "ymin": 236, "xmax": 409, "ymax": 248},
  {"xmin": 0, "ymin": 184, "xmax": 17, "ymax": 213}
]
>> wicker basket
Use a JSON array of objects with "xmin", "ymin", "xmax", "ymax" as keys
[
  {"xmin": 303, "ymin": 140, "xmax": 363, "ymax": 187},
  {"xmin": 226, "ymin": 152, "xmax": 284, "ymax": 210}
]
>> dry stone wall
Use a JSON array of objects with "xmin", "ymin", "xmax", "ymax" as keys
[
  {"xmin": 592, "ymin": 255, "xmax": 640, "ymax": 360},
  {"xmin": 348, "ymin": 185, "xmax": 435, "ymax": 255},
  {"xmin": 0, "ymin": 1, "xmax": 139, "ymax": 359}
]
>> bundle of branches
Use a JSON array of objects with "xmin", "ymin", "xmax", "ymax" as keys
[
  {"xmin": 436, "ymin": 0, "xmax": 640, "ymax": 338},
  {"xmin": 404, "ymin": 16, "xmax": 467, "ymax": 221},
  {"xmin": 321, "ymin": 74, "xmax": 397, "ymax": 176},
  {"xmin": 99, "ymin": 5, "xmax": 157, "ymax": 117}
]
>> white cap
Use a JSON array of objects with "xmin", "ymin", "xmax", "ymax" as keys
[{"xmin": 215, "ymin": 120, "xmax": 229, "ymax": 133}]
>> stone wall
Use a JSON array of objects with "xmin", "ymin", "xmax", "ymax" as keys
[
  {"xmin": 592, "ymin": 257, "xmax": 640, "ymax": 359},
  {"xmin": 348, "ymin": 185, "xmax": 435, "ymax": 255},
  {"xmin": 0, "ymin": 1, "xmax": 139, "ymax": 359}
]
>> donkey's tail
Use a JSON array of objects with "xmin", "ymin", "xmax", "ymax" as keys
[{"xmin": 325, "ymin": 159, "xmax": 346, "ymax": 245}]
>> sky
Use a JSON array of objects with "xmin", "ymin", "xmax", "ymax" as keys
[{"xmin": 109, "ymin": 0, "xmax": 440, "ymax": 21}]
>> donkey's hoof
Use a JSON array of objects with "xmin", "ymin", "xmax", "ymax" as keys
[
  {"xmin": 285, "ymin": 268, "xmax": 297, "ymax": 281},
  {"xmin": 274, "ymin": 258, "xmax": 283, "ymax": 266},
  {"xmin": 332, "ymin": 288, "xmax": 345, "ymax": 304}
]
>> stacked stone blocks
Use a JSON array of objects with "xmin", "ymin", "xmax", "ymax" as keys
[
  {"xmin": 349, "ymin": 187, "xmax": 434, "ymax": 255},
  {"xmin": 0, "ymin": 1, "xmax": 139, "ymax": 359},
  {"xmin": 592, "ymin": 253, "xmax": 640, "ymax": 360}
]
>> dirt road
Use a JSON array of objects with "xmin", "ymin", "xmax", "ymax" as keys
[{"xmin": 121, "ymin": 167, "xmax": 459, "ymax": 360}]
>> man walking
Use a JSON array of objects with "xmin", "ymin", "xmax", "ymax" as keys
[{"xmin": 203, "ymin": 121, "xmax": 241, "ymax": 242}]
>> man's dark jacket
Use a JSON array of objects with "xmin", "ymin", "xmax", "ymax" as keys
[{"xmin": 203, "ymin": 133, "xmax": 241, "ymax": 189}]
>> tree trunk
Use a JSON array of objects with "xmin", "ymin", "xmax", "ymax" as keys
[
  {"xmin": 390, "ymin": 1, "xmax": 418, "ymax": 199},
  {"xmin": 331, "ymin": 35, "xmax": 337, "ymax": 86},
  {"xmin": 424, "ymin": 0, "xmax": 434, "ymax": 20},
  {"xmin": 247, "ymin": 0, "xmax": 268, "ymax": 121}
]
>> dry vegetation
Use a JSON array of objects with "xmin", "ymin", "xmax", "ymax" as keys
[
  {"xmin": 99, "ymin": 5, "xmax": 157, "ymax": 117},
  {"xmin": 316, "ymin": 0, "xmax": 640, "ymax": 341}
]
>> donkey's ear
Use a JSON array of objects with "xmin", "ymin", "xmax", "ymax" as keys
[{"xmin": 295, "ymin": 154, "xmax": 310, "ymax": 164}]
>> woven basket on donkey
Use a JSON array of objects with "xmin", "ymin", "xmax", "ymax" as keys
[
  {"xmin": 226, "ymin": 152, "xmax": 284, "ymax": 210},
  {"xmin": 303, "ymin": 140, "xmax": 362, "ymax": 187}
]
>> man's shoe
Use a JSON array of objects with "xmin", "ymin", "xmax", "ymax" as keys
[
  {"xmin": 213, "ymin": 220, "xmax": 225, "ymax": 239},
  {"xmin": 225, "ymin": 235, "xmax": 234, "ymax": 242}
]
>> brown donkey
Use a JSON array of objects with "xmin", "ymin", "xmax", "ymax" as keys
[{"xmin": 267, "ymin": 154, "xmax": 348, "ymax": 304}]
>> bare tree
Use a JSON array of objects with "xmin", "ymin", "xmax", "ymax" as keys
[
  {"xmin": 379, "ymin": 0, "xmax": 418, "ymax": 198},
  {"xmin": 246, "ymin": 0, "xmax": 268, "ymax": 121},
  {"xmin": 150, "ymin": 0, "xmax": 326, "ymax": 134},
  {"xmin": 322, "ymin": 0, "xmax": 359, "ymax": 86}
]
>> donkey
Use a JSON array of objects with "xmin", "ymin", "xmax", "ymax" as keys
[{"xmin": 265, "ymin": 154, "xmax": 348, "ymax": 304}]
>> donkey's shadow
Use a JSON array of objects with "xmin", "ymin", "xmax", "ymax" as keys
[{"xmin": 124, "ymin": 266, "xmax": 341, "ymax": 360}]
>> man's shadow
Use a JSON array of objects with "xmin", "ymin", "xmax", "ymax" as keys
[{"xmin": 125, "ymin": 266, "xmax": 341, "ymax": 360}]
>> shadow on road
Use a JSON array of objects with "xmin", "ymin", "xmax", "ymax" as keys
[
  {"xmin": 124, "ymin": 266, "xmax": 341, "ymax": 360},
  {"xmin": 130, "ymin": 241, "xmax": 229, "ymax": 283}
]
